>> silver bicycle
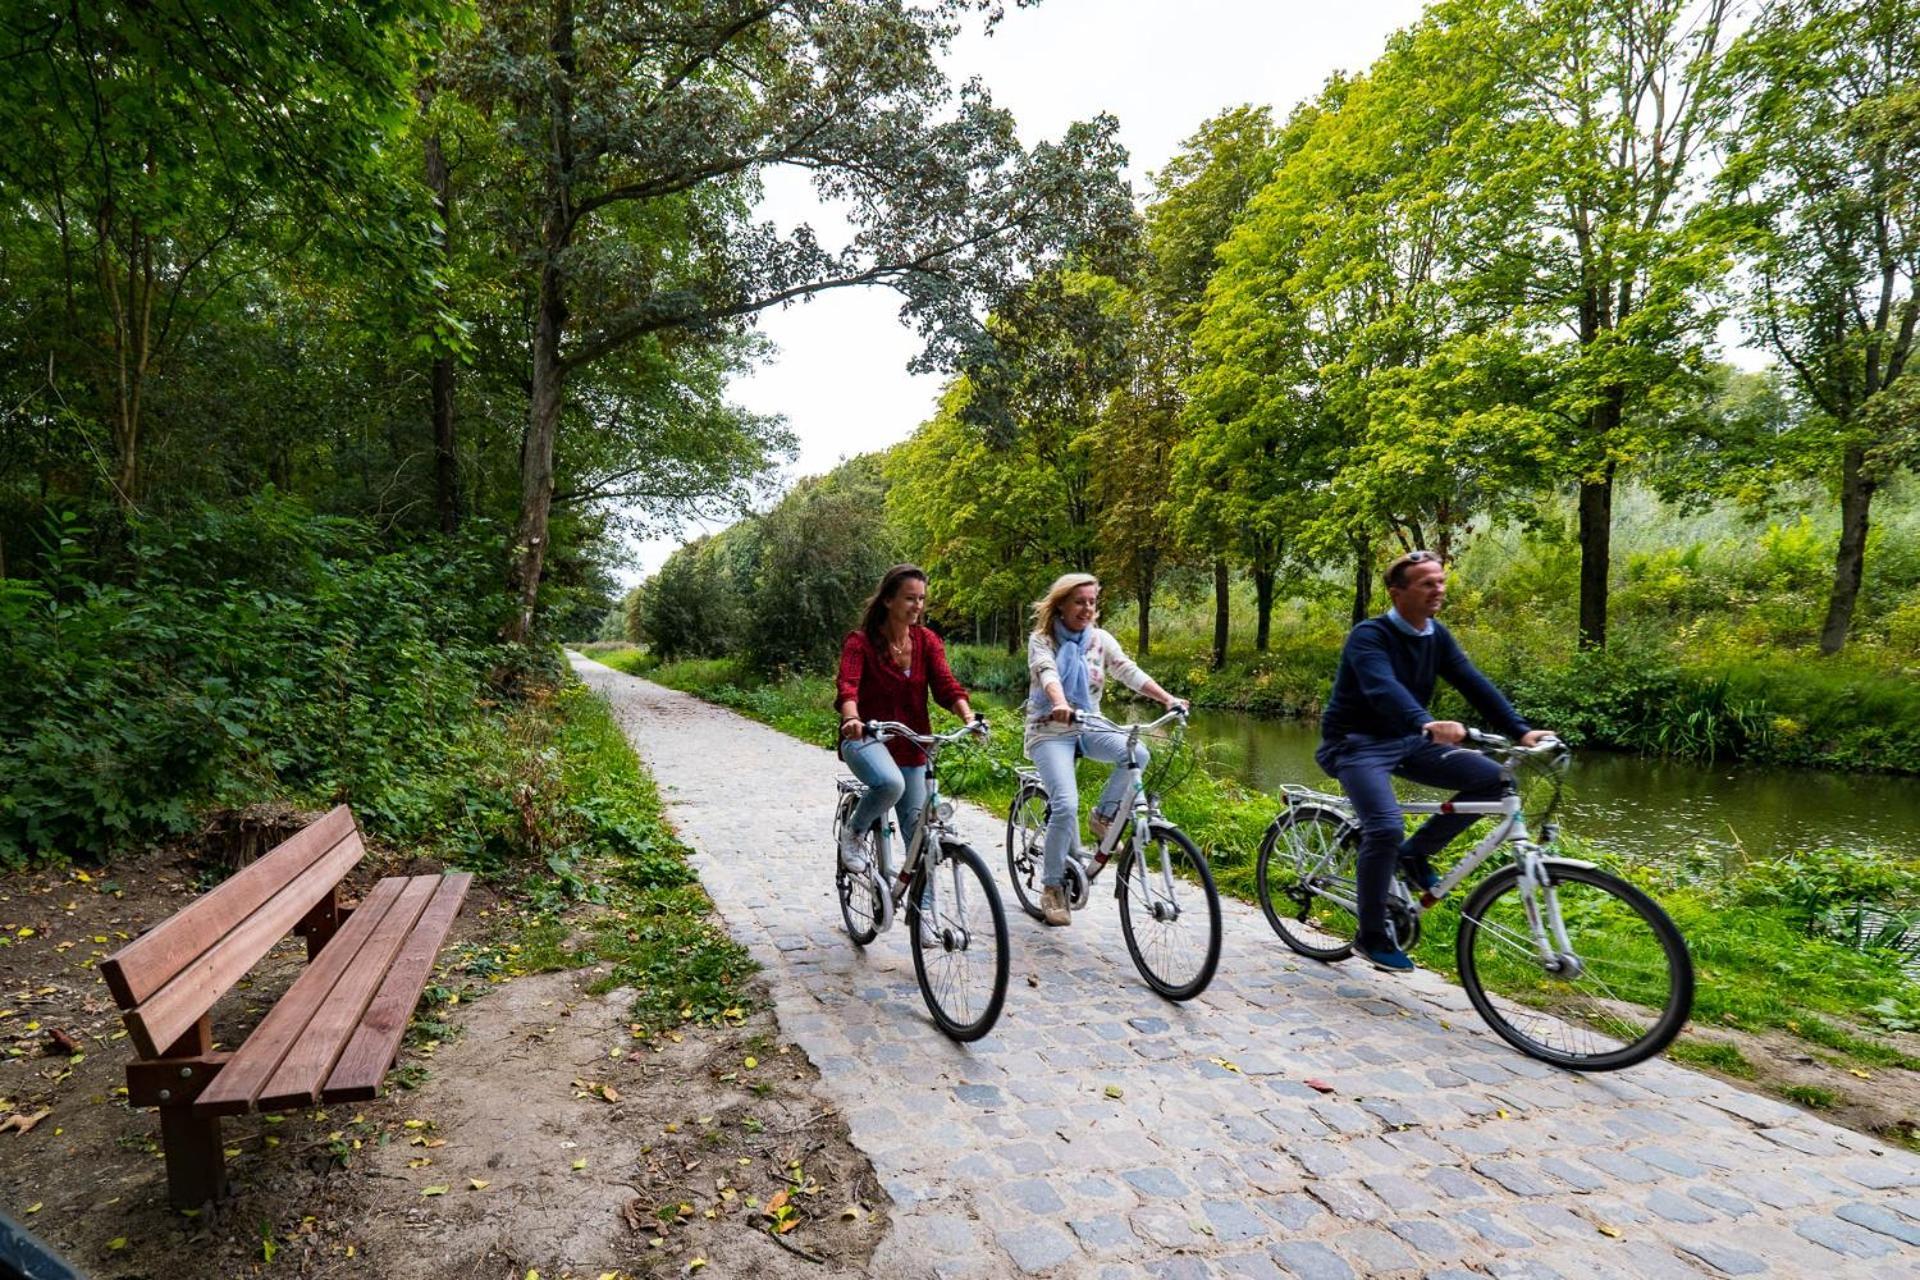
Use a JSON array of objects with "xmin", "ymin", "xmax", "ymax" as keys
[
  {"xmin": 1005, "ymin": 708, "xmax": 1222, "ymax": 1001},
  {"xmin": 1255, "ymin": 729, "xmax": 1693, "ymax": 1070},
  {"xmin": 832, "ymin": 718, "xmax": 1009, "ymax": 1042}
]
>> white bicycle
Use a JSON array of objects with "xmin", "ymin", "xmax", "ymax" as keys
[
  {"xmin": 1256, "ymin": 729, "xmax": 1694, "ymax": 1070},
  {"xmin": 832, "ymin": 718, "xmax": 1009, "ymax": 1042}
]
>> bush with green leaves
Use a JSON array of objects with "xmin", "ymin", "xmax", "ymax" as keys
[{"xmin": 0, "ymin": 496, "xmax": 526, "ymax": 867}]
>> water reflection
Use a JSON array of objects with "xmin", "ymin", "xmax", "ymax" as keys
[{"xmin": 1182, "ymin": 708, "xmax": 1920, "ymax": 864}]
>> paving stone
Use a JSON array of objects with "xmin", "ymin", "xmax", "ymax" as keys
[
  {"xmin": 1425, "ymin": 1166, "xmax": 1492, "ymax": 1201},
  {"xmin": 1632, "ymin": 1145, "xmax": 1708, "ymax": 1177},
  {"xmin": 1688, "ymin": 1184, "xmax": 1759, "ymax": 1217},
  {"xmin": 1672, "ymin": 1239, "xmax": 1770, "ymax": 1276},
  {"xmin": 1538, "ymin": 1155, "xmax": 1608, "ymax": 1192},
  {"xmin": 1582, "ymin": 1149, "xmax": 1662, "ymax": 1184},
  {"xmin": 1835, "ymin": 1201, "xmax": 1920, "ymax": 1247},
  {"xmin": 1333, "ymin": 1226, "xmax": 1416, "ymax": 1272},
  {"xmin": 1069, "ymin": 1214, "xmax": 1137, "ymax": 1253},
  {"xmin": 1455, "ymin": 1207, "xmax": 1534, "ymax": 1248},
  {"xmin": 1794, "ymin": 1215, "xmax": 1899, "ymax": 1258},
  {"xmin": 1001, "ymin": 1178, "xmax": 1066, "ymax": 1215},
  {"xmin": 1385, "ymin": 1216, "xmax": 1465, "ymax": 1260},
  {"xmin": 1130, "ymin": 1206, "xmax": 1200, "ymax": 1249},
  {"xmin": 1474, "ymin": 1159, "xmax": 1558, "ymax": 1196},
  {"xmin": 1202, "ymin": 1199, "xmax": 1269, "ymax": 1243},
  {"xmin": 1261, "ymin": 1192, "xmax": 1325, "ymax": 1231},
  {"xmin": 1146, "ymin": 1258, "xmax": 1214, "ymax": 1280},
  {"xmin": 996, "ymin": 1222, "xmax": 1080, "ymax": 1274},
  {"xmin": 1646, "ymin": 1188, "xmax": 1716, "ymax": 1224},
  {"xmin": 1360, "ymin": 1172, "xmax": 1439, "ymax": 1213},
  {"xmin": 1122, "ymin": 1166, "xmax": 1189, "ymax": 1198},
  {"xmin": 1726, "ymin": 1172, "xmax": 1817, "ymax": 1209},
  {"xmin": 1839, "ymin": 1159, "xmax": 1920, "ymax": 1191},
  {"xmin": 1268, "ymin": 1241, "xmax": 1356, "ymax": 1280},
  {"xmin": 1216, "ymin": 1251, "xmax": 1286, "ymax": 1280},
  {"xmin": 1308, "ymin": 1180, "xmax": 1386, "ymax": 1222}
]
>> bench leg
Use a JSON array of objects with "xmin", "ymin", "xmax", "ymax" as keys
[
  {"xmin": 159, "ymin": 1105, "xmax": 226, "ymax": 1210},
  {"xmin": 154, "ymin": 1014, "xmax": 226, "ymax": 1209}
]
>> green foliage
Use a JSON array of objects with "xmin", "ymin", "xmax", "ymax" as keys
[{"xmin": 0, "ymin": 497, "xmax": 517, "ymax": 867}]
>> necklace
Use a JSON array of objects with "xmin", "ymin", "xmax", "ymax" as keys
[{"xmin": 886, "ymin": 629, "xmax": 912, "ymax": 670}]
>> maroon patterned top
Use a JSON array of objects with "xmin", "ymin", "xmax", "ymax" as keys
[{"xmin": 835, "ymin": 626, "xmax": 969, "ymax": 767}]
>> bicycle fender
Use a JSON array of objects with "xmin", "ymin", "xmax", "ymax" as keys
[{"xmin": 1539, "ymin": 856, "xmax": 1598, "ymax": 872}]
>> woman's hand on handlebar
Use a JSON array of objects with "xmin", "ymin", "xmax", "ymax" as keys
[
  {"xmin": 840, "ymin": 716, "xmax": 865, "ymax": 741},
  {"xmin": 1047, "ymin": 702, "xmax": 1076, "ymax": 725}
]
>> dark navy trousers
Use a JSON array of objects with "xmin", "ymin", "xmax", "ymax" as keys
[{"xmin": 1315, "ymin": 732, "xmax": 1507, "ymax": 951}]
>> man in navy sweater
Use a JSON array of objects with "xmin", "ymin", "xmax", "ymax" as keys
[{"xmin": 1317, "ymin": 550, "xmax": 1554, "ymax": 972}]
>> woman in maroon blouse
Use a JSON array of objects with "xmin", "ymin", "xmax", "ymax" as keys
[{"xmin": 835, "ymin": 564, "xmax": 975, "ymax": 874}]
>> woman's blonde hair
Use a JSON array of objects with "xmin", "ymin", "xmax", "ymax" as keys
[{"xmin": 1031, "ymin": 572, "xmax": 1099, "ymax": 637}]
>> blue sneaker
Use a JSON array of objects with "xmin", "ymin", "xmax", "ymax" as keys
[
  {"xmin": 1398, "ymin": 855, "xmax": 1439, "ymax": 892},
  {"xmin": 1361, "ymin": 944, "xmax": 1415, "ymax": 973}
]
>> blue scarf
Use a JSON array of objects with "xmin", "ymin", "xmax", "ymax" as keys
[{"xmin": 1052, "ymin": 619, "xmax": 1094, "ymax": 712}]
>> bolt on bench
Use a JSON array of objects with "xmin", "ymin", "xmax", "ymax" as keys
[{"xmin": 98, "ymin": 806, "xmax": 472, "ymax": 1208}]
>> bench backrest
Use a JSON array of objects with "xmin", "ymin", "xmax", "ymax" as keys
[{"xmin": 100, "ymin": 806, "xmax": 365, "ymax": 1058}]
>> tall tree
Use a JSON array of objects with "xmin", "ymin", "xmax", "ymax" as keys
[
  {"xmin": 1724, "ymin": 0, "xmax": 1920, "ymax": 652},
  {"xmin": 1147, "ymin": 104, "xmax": 1283, "ymax": 656},
  {"xmin": 0, "ymin": 0, "xmax": 445, "ymax": 508},
  {"xmin": 451, "ymin": 0, "xmax": 1129, "ymax": 642},
  {"xmin": 1456, "ymin": 0, "xmax": 1737, "ymax": 648}
]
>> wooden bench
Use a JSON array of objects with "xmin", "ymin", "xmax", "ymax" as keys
[{"xmin": 97, "ymin": 806, "xmax": 472, "ymax": 1208}]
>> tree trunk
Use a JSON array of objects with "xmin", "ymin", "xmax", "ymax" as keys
[
  {"xmin": 1350, "ymin": 535, "xmax": 1372, "ymax": 626},
  {"xmin": 1576, "ymin": 461, "xmax": 1615, "ymax": 650},
  {"xmin": 422, "ymin": 112, "xmax": 460, "ymax": 535},
  {"xmin": 1137, "ymin": 560, "xmax": 1155, "ymax": 658},
  {"xmin": 504, "ymin": 0, "xmax": 575, "ymax": 644},
  {"xmin": 1819, "ymin": 445, "xmax": 1875, "ymax": 655},
  {"xmin": 1211, "ymin": 558, "xmax": 1228, "ymax": 670},
  {"xmin": 1253, "ymin": 566, "xmax": 1274, "ymax": 652},
  {"xmin": 1005, "ymin": 599, "xmax": 1020, "ymax": 655}
]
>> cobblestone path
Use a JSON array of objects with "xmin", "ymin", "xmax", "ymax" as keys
[{"xmin": 574, "ymin": 656, "xmax": 1920, "ymax": 1279}]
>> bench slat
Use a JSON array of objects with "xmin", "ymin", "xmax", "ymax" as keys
[
  {"xmin": 102, "ymin": 806, "xmax": 356, "ymax": 1010},
  {"xmin": 253, "ymin": 875, "xmax": 440, "ymax": 1112},
  {"xmin": 123, "ymin": 829, "xmax": 366, "ymax": 1060},
  {"xmin": 323, "ymin": 872, "xmax": 472, "ymax": 1103},
  {"xmin": 192, "ymin": 878, "xmax": 409, "ymax": 1117}
]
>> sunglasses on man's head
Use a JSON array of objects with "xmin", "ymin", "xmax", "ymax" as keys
[{"xmin": 1387, "ymin": 549, "xmax": 1441, "ymax": 587}]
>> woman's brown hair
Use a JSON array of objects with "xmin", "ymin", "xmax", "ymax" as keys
[{"xmin": 859, "ymin": 564, "xmax": 929, "ymax": 641}]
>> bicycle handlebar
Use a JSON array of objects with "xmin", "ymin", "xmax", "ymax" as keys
[
  {"xmin": 862, "ymin": 715, "xmax": 990, "ymax": 748},
  {"xmin": 1037, "ymin": 705, "xmax": 1189, "ymax": 735},
  {"xmin": 1453, "ymin": 727, "xmax": 1566, "ymax": 761}
]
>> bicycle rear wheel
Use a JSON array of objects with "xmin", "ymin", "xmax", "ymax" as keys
[
  {"xmin": 909, "ymin": 842, "xmax": 1010, "ymax": 1042},
  {"xmin": 1256, "ymin": 809, "xmax": 1361, "ymax": 961},
  {"xmin": 1005, "ymin": 783, "xmax": 1049, "ymax": 921},
  {"xmin": 1456, "ymin": 863, "xmax": 1693, "ymax": 1070},
  {"xmin": 834, "ymin": 792, "xmax": 883, "ymax": 945},
  {"xmin": 1118, "ymin": 823, "xmax": 1221, "ymax": 1001}
]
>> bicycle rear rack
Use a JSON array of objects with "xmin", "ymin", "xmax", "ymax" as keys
[
  {"xmin": 1278, "ymin": 782, "xmax": 1348, "ymax": 810},
  {"xmin": 835, "ymin": 777, "xmax": 869, "ymax": 797},
  {"xmin": 1014, "ymin": 767, "xmax": 1042, "ymax": 787}
]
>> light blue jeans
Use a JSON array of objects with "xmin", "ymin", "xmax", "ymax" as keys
[
  {"xmin": 839, "ymin": 737, "xmax": 927, "ymax": 877},
  {"xmin": 1028, "ymin": 729, "xmax": 1147, "ymax": 887}
]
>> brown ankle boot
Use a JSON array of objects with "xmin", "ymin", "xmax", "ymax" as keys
[{"xmin": 1040, "ymin": 884, "xmax": 1071, "ymax": 926}]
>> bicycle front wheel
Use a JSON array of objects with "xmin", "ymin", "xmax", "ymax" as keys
[
  {"xmin": 1456, "ymin": 863, "xmax": 1693, "ymax": 1071},
  {"xmin": 1118, "ymin": 824, "xmax": 1221, "ymax": 1001},
  {"xmin": 1005, "ymin": 783, "xmax": 1049, "ymax": 921},
  {"xmin": 1256, "ymin": 809, "xmax": 1361, "ymax": 961},
  {"xmin": 909, "ymin": 841, "xmax": 1010, "ymax": 1042}
]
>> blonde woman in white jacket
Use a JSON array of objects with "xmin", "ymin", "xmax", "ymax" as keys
[{"xmin": 1025, "ymin": 573, "xmax": 1187, "ymax": 926}]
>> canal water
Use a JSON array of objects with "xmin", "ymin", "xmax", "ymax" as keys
[{"xmin": 1181, "ymin": 708, "xmax": 1920, "ymax": 865}]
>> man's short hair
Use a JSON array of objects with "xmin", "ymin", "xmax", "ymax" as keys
[{"xmin": 1384, "ymin": 549, "xmax": 1442, "ymax": 589}]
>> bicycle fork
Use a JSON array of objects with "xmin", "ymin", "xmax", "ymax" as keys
[{"xmin": 1512, "ymin": 844, "xmax": 1583, "ymax": 977}]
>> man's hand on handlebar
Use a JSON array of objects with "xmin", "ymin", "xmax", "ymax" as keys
[
  {"xmin": 1520, "ymin": 729, "xmax": 1558, "ymax": 748},
  {"xmin": 1421, "ymin": 719, "xmax": 1467, "ymax": 745}
]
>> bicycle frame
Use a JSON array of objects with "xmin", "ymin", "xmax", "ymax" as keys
[
  {"xmin": 1280, "ymin": 735, "xmax": 1583, "ymax": 967},
  {"xmin": 853, "ymin": 720, "xmax": 986, "ymax": 924},
  {"xmin": 1020, "ymin": 707, "xmax": 1188, "ymax": 904}
]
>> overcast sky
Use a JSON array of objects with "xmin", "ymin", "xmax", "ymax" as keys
[{"xmin": 621, "ymin": 0, "xmax": 1442, "ymax": 580}]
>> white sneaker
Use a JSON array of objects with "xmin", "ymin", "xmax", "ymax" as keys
[
  {"xmin": 837, "ymin": 829, "xmax": 870, "ymax": 875},
  {"xmin": 915, "ymin": 914, "xmax": 944, "ymax": 950}
]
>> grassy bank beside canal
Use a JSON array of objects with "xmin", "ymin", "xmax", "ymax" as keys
[{"xmin": 587, "ymin": 644, "xmax": 1920, "ymax": 1146}]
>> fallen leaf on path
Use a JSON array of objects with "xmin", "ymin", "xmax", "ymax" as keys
[
  {"xmin": 420, "ymin": 1185, "xmax": 448, "ymax": 1197},
  {"xmin": 1304, "ymin": 1079, "xmax": 1335, "ymax": 1094},
  {"xmin": 469, "ymin": 1179, "xmax": 489, "ymax": 1191},
  {"xmin": 1103, "ymin": 1085, "xmax": 1123, "ymax": 1099},
  {"xmin": 1597, "ymin": 1223, "xmax": 1622, "ymax": 1239},
  {"xmin": 1208, "ymin": 1057, "xmax": 1241, "ymax": 1073}
]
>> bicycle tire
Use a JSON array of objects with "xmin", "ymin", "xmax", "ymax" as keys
[
  {"xmin": 1118, "ymin": 823, "xmax": 1221, "ymax": 1001},
  {"xmin": 1456, "ymin": 862, "xmax": 1693, "ymax": 1071},
  {"xmin": 1004, "ymin": 783, "xmax": 1049, "ymax": 922},
  {"xmin": 909, "ymin": 841, "xmax": 1010, "ymax": 1042},
  {"xmin": 834, "ymin": 792, "xmax": 883, "ymax": 945},
  {"xmin": 1256, "ymin": 808, "xmax": 1362, "ymax": 962}
]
